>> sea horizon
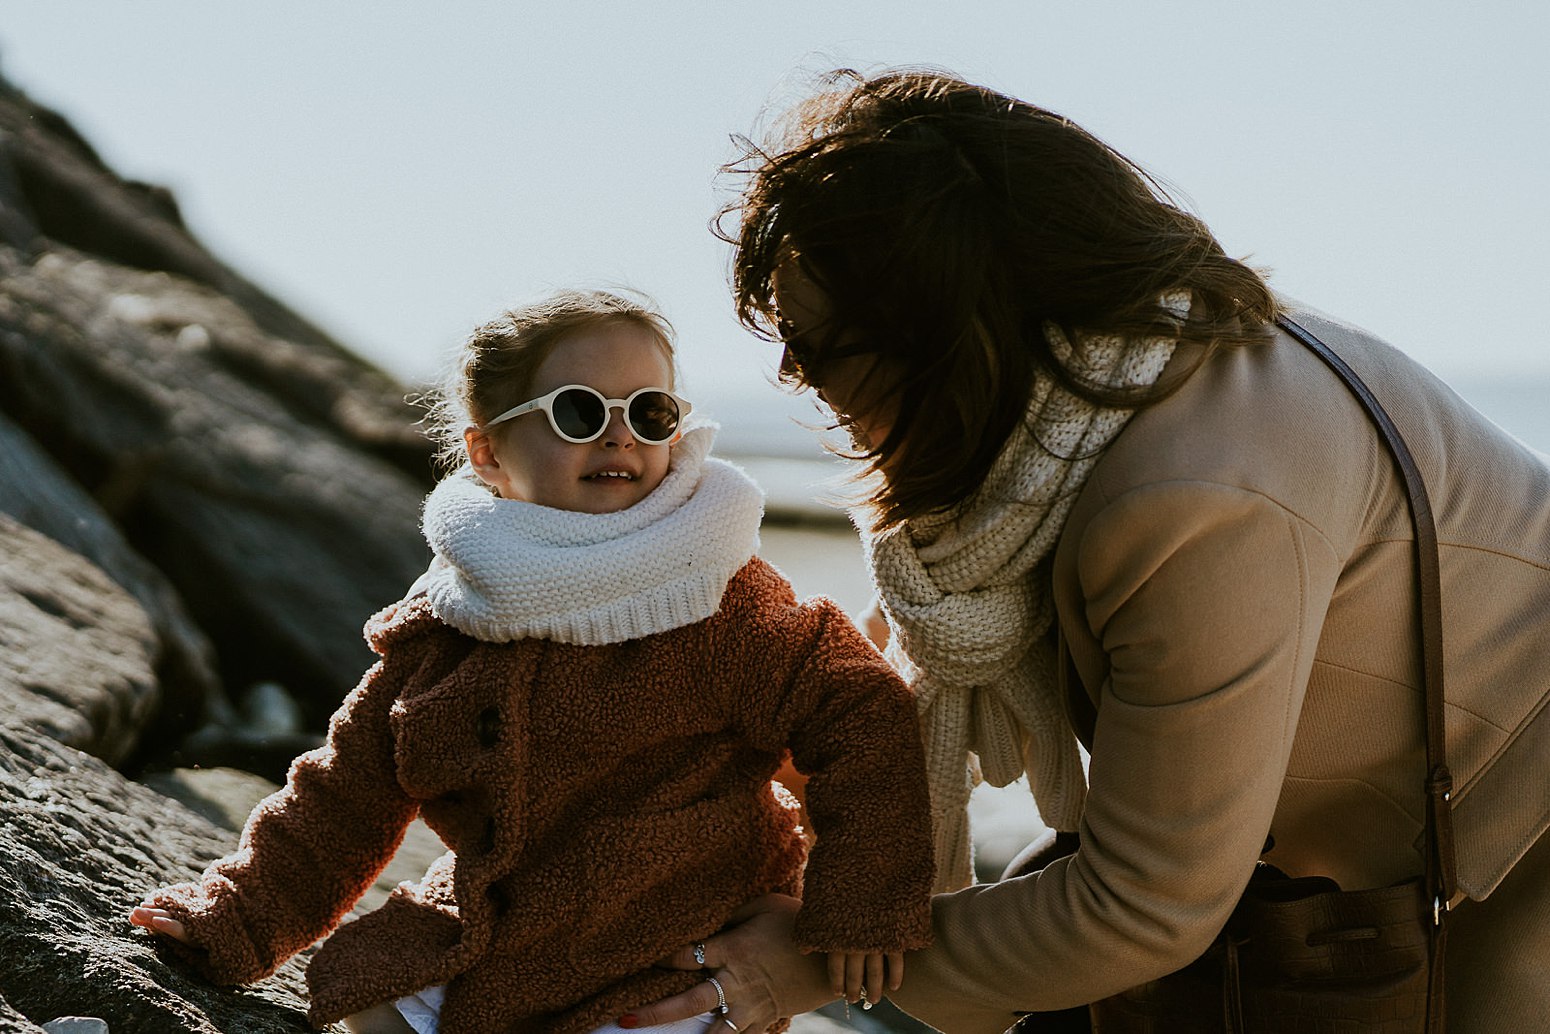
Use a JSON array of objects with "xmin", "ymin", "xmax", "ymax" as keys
[{"xmin": 698, "ymin": 369, "xmax": 1550, "ymax": 520}]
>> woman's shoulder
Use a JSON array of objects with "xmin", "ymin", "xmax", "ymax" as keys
[
  {"xmin": 1086, "ymin": 307, "xmax": 1417, "ymax": 520},
  {"xmin": 1062, "ymin": 298, "xmax": 1550, "ymax": 595},
  {"xmin": 1095, "ymin": 301, "xmax": 1538, "ymax": 517}
]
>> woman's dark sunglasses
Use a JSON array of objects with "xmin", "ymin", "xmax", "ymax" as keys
[{"xmin": 775, "ymin": 315, "xmax": 873, "ymax": 379}]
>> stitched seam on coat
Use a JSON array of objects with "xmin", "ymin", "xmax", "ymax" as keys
[
  {"xmin": 1281, "ymin": 773, "xmax": 1422, "ymax": 825},
  {"xmin": 1360, "ymin": 536, "xmax": 1550, "ymax": 572},
  {"xmin": 1091, "ymin": 478, "xmax": 1342, "ymax": 560},
  {"xmin": 1439, "ymin": 540, "xmax": 1550, "ymax": 571},
  {"xmin": 1310, "ymin": 657, "xmax": 1409, "ymax": 689},
  {"xmin": 1455, "ymin": 688, "xmax": 1550, "ymax": 799},
  {"xmin": 1309, "ymin": 659, "xmax": 1506, "ymax": 731},
  {"xmin": 1284, "ymin": 509, "xmax": 1308, "ymax": 752}
]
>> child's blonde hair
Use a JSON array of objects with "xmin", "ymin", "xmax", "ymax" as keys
[{"xmin": 422, "ymin": 288, "xmax": 678, "ymax": 474}]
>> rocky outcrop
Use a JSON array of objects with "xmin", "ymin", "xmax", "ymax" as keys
[
  {"xmin": 0, "ymin": 723, "xmax": 320, "ymax": 1032},
  {"xmin": 0, "ymin": 407, "xmax": 221, "ymax": 751},
  {"xmin": 0, "ymin": 70, "xmax": 436, "ymax": 744},
  {"xmin": 0, "ymin": 247, "xmax": 431, "ymax": 734},
  {"xmin": 0, "ymin": 514, "xmax": 159, "ymax": 765},
  {"xmin": 0, "ymin": 65, "xmax": 434, "ymax": 1031},
  {"xmin": 0, "ymin": 995, "xmax": 46, "ymax": 1033}
]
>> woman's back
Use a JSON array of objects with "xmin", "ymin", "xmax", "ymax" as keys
[{"xmin": 1055, "ymin": 303, "xmax": 1550, "ymax": 904}]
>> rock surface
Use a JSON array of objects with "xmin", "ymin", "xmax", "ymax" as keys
[
  {"xmin": 0, "ymin": 66, "xmax": 430, "ymax": 1031},
  {"xmin": 0, "ymin": 407, "xmax": 222, "ymax": 747},
  {"xmin": 0, "ymin": 995, "xmax": 46, "ymax": 1033},
  {"xmin": 0, "ymin": 69, "xmax": 437, "ymax": 734},
  {"xmin": 0, "ymin": 249, "xmax": 431, "ymax": 730},
  {"xmin": 0, "ymin": 722, "xmax": 327, "ymax": 1033},
  {"xmin": 0, "ymin": 515, "xmax": 159, "ymax": 765}
]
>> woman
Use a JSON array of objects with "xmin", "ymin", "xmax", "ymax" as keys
[{"xmin": 624, "ymin": 69, "xmax": 1550, "ymax": 1032}]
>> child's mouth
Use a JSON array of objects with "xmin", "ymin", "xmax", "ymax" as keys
[{"xmin": 585, "ymin": 471, "xmax": 636, "ymax": 481}]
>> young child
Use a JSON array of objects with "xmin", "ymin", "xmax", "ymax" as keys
[{"xmin": 130, "ymin": 289, "xmax": 935, "ymax": 1034}]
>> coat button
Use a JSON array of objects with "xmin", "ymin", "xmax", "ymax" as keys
[{"xmin": 476, "ymin": 707, "xmax": 501, "ymax": 747}]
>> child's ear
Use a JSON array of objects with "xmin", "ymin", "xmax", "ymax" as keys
[{"xmin": 463, "ymin": 427, "xmax": 502, "ymax": 486}]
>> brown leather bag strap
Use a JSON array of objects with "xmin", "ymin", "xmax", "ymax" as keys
[{"xmin": 1277, "ymin": 316, "xmax": 1458, "ymax": 918}]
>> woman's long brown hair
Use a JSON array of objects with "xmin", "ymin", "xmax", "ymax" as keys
[{"xmin": 720, "ymin": 68, "xmax": 1279, "ymax": 531}]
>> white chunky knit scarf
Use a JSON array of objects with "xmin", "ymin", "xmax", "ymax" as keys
[
  {"xmin": 865, "ymin": 302, "xmax": 1185, "ymax": 892},
  {"xmin": 417, "ymin": 426, "xmax": 764, "ymax": 646}
]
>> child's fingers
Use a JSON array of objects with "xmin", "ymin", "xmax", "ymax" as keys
[
  {"xmin": 844, "ymin": 952, "xmax": 865, "ymax": 1002},
  {"xmin": 152, "ymin": 915, "xmax": 189, "ymax": 941},
  {"xmin": 829, "ymin": 951, "xmax": 899, "ymax": 1002},
  {"xmin": 129, "ymin": 906, "xmax": 188, "ymax": 943},
  {"xmin": 128, "ymin": 905, "xmax": 164, "ymax": 928},
  {"xmin": 826, "ymin": 952, "xmax": 846, "ymax": 997},
  {"xmin": 864, "ymin": 953, "xmax": 884, "ymax": 1003}
]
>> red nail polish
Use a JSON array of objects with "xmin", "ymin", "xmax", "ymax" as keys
[{"xmin": 618, "ymin": 1016, "xmax": 640, "ymax": 1029}]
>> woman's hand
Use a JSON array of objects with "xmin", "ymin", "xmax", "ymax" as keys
[
  {"xmin": 129, "ymin": 904, "xmax": 189, "ymax": 943},
  {"xmin": 858, "ymin": 597, "xmax": 891, "ymax": 652},
  {"xmin": 620, "ymin": 894, "xmax": 834, "ymax": 1032}
]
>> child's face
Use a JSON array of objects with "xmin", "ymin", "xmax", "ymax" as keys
[{"xmin": 466, "ymin": 323, "xmax": 676, "ymax": 513}]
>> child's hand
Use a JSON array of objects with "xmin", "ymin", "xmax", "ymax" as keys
[
  {"xmin": 826, "ymin": 950, "xmax": 904, "ymax": 1006},
  {"xmin": 129, "ymin": 904, "xmax": 190, "ymax": 944}
]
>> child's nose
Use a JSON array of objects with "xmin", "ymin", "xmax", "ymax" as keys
[{"xmin": 600, "ymin": 409, "xmax": 635, "ymax": 448}]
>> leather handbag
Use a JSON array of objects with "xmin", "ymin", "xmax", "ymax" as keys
[{"xmin": 1038, "ymin": 316, "xmax": 1456, "ymax": 1033}]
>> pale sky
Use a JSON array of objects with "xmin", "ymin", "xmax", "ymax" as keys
[{"xmin": 2, "ymin": 1, "xmax": 1546, "ymax": 422}]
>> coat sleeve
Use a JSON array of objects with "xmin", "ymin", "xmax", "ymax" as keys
[
  {"xmin": 144, "ymin": 636, "xmax": 428, "ymax": 986},
  {"xmin": 888, "ymin": 481, "xmax": 1345, "ymax": 1031},
  {"xmin": 738, "ymin": 593, "xmax": 936, "ymax": 956}
]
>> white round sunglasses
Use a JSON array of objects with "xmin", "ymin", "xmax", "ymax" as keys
[{"xmin": 481, "ymin": 384, "xmax": 692, "ymax": 445}]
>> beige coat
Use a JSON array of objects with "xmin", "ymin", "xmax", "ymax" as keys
[{"xmin": 889, "ymin": 306, "xmax": 1550, "ymax": 1032}]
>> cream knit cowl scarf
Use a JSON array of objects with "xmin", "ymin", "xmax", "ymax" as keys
[
  {"xmin": 865, "ymin": 302, "xmax": 1185, "ymax": 892},
  {"xmin": 417, "ymin": 426, "xmax": 764, "ymax": 646}
]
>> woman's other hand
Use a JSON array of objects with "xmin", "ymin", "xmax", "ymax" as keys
[
  {"xmin": 620, "ymin": 895, "xmax": 833, "ymax": 1031},
  {"xmin": 129, "ymin": 904, "xmax": 189, "ymax": 943},
  {"xmin": 859, "ymin": 597, "xmax": 890, "ymax": 652}
]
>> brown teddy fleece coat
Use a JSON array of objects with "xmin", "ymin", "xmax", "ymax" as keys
[{"xmin": 147, "ymin": 557, "xmax": 934, "ymax": 1033}]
